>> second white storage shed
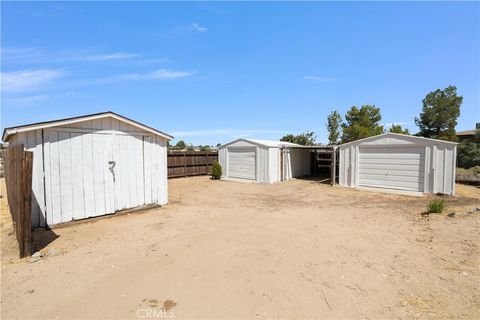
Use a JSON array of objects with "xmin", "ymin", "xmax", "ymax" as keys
[
  {"xmin": 338, "ymin": 133, "xmax": 457, "ymax": 195},
  {"xmin": 218, "ymin": 139, "xmax": 312, "ymax": 183}
]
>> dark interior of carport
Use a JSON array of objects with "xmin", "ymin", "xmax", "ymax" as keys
[{"xmin": 289, "ymin": 146, "xmax": 339, "ymax": 185}]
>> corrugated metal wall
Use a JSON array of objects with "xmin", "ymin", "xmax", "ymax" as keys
[
  {"xmin": 10, "ymin": 117, "xmax": 168, "ymax": 227},
  {"xmin": 268, "ymin": 148, "xmax": 280, "ymax": 183},
  {"xmin": 338, "ymin": 135, "xmax": 457, "ymax": 195},
  {"xmin": 285, "ymin": 149, "xmax": 311, "ymax": 179},
  {"xmin": 219, "ymin": 141, "xmax": 311, "ymax": 184}
]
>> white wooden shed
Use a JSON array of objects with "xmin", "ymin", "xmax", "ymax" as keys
[
  {"xmin": 218, "ymin": 139, "xmax": 311, "ymax": 183},
  {"xmin": 338, "ymin": 133, "xmax": 457, "ymax": 195},
  {"xmin": 2, "ymin": 111, "xmax": 173, "ymax": 227}
]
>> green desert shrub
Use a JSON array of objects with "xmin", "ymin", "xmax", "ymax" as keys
[
  {"xmin": 427, "ymin": 199, "xmax": 445, "ymax": 214},
  {"xmin": 211, "ymin": 160, "xmax": 222, "ymax": 180}
]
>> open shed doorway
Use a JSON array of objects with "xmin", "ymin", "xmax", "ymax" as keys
[
  {"xmin": 309, "ymin": 147, "xmax": 339, "ymax": 185},
  {"xmin": 280, "ymin": 146, "xmax": 338, "ymax": 185}
]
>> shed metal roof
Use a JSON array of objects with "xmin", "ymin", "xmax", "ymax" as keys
[
  {"xmin": 338, "ymin": 133, "xmax": 458, "ymax": 147},
  {"xmin": 220, "ymin": 138, "xmax": 307, "ymax": 148},
  {"xmin": 2, "ymin": 111, "xmax": 174, "ymax": 142}
]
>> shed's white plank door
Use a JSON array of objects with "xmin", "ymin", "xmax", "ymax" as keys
[
  {"xmin": 358, "ymin": 147, "xmax": 425, "ymax": 192},
  {"xmin": 228, "ymin": 148, "xmax": 256, "ymax": 180},
  {"xmin": 44, "ymin": 131, "xmax": 115, "ymax": 224},
  {"xmin": 113, "ymin": 133, "xmax": 145, "ymax": 211},
  {"xmin": 81, "ymin": 133, "xmax": 96, "ymax": 218},
  {"xmin": 43, "ymin": 129, "xmax": 164, "ymax": 225},
  {"xmin": 58, "ymin": 132, "xmax": 74, "ymax": 222},
  {"xmin": 143, "ymin": 135, "xmax": 165, "ymax": 204},
  {"xmin": 70, "ymin": 133, "xmax": 86, "ymax": 220}
]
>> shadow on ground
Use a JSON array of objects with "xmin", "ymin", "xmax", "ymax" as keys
[
  {"xmin": 296, "ymin": 174, "xmax": 337, "ymax": 185},
  {"xmin": 32, "ymin": 229, "xmax": 60, "ymax": 252}
]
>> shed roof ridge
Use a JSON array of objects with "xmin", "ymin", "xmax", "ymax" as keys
[
  {"xmin": 2, "ymin": 111, "xmax": 173, "ymax": 141},
  {"xmin": 338, "ymin": 133, "xmax": 458, "ymax": 147}
]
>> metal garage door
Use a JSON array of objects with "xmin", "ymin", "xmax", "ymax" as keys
[
  {"xmin": 228, "ymin": 147, "xmax": 256, "ymax": 180},
  {"xmin": 358, "ymin": 147, "xmax": 425, "ymax": 192}
]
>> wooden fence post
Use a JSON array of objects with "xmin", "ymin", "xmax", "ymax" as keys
[
  {"xmin": 23, "ymin": 151, "xmax": 33, "ymax": 256},
  {"xmin": 183, "ymin": 152, "xmax": 187, "ymax": 177},
  {"xmin": 206, "ymin": 151, "xmax": 209, "ymax": 175},
  {"xmin": 331, "ymin": 147, "xmax": 336, "ymax": 186},
  {"xmin": 3, "ymin": 145, "xmax": 33, "ymax": 258}
]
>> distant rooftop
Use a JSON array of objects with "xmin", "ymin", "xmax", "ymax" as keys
[{"xmin": 457, "ymin": 129, "xmax": 477, "ymax": 136}]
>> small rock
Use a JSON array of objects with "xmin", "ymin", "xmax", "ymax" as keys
[
  {"xmin": 31, "ymin": 251, "xmax": 43, "ymax": 258},
  {"xmin": 46, "ymin": 248, "xmax": 60, "ymax": 256},
  {"xmin": 26, "ymin": 289, "xmax": 35, "ymax": 294},
  {"xmin": 30, "ymin": 256, "xmax": 41, "ymax": 263},
  {"xmin": 30, "ymin": 251, "xmax": 43, "ymax": 263},
  {"xmin": 474, "ymin": 207, "xmax": 480, "ymax": 212},
  {"xmin": 447, "ymin": 212, "xmax": 455, "ymax": 218}
]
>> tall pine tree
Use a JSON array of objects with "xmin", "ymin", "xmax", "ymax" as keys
[
  {"xmin": 415, "ymin": 85, "xmax": 462, "ymax": 141},
  {"xmin": 341, "ymin": 105, "xmax": 384, "ymax": 143},
  {"xmin": 326, "ymin": 111, "xmax": 342, "ymax": 145}
]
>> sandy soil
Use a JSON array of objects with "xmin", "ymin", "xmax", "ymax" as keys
[{"xmin": 1, "ymin": 177, "xmax": 479, "ymax": 319}]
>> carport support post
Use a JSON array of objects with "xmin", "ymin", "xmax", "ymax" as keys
[
  {"xmin": 280, "ymin": 147, "xmax": 284, "ymax": 182},
  {"xmin": 331, "ymin": 147, "xmax": 336, "ymax": 186}
]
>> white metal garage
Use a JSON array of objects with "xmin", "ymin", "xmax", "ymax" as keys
[
  {"xmin": 2, "ymin": 112, "xmax": 173, "ymax": 227},
  {"xmin": 338, "ymin": 133, "xmax": 457, "ymax": 195},
  {"xmin": 218, "ymin": 139, "xmax": 312, "ymax": 183}
]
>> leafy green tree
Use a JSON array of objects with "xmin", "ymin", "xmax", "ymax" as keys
[
  {"xmin": 216, "ymin": 143, "xmax": 221, "ymax": 147},
  {"xmin": 389, "ymin": 124, "xmax": 410, "ymax": 135},
  {"xmin": 280, "ymin": 131, "xmax": 316, "ymax": 146},
  {"xmin": 457, "ymin": 130, "xmax": 480, "ymax": 168},
  {"xmin": 174, "ymin": 140, "xmax": 187, "ymax": 149},
  {"xmin": 341, "ymin": 105, "xmax": 384, "ymax": 143},
  {"xmin": 327, "ymin": 111, "xmax": 342, "ymax": 145},
  {"xmin": 458, "ymin": 142, "xmax": 480, "ymax": 168},
  {"xmin": 280, "ymin": 134, "xmax": 296, "ymax": 143},
  {"xmin": 415, "ymin": 85, "xmax": 462, "ymax": 141}
]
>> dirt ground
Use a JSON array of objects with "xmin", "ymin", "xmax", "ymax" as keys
[{"xmin": 1, "ymin": 177, "xmax": 479, "ymax": 319}]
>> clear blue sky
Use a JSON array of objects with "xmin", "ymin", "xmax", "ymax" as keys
[{"xmin": 1, "ymin": 2, "xmax": 479, "ymax": 145}]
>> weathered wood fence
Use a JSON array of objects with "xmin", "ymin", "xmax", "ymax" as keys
[
  {"xmin": 2, "ymin": 145, "xmax": 33, "ymax": 257},
  {"xmin": 168, "ymin": 151, "xmax": 218, "ymax": 178}
]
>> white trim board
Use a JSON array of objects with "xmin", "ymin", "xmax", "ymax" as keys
[
  {"xmin": 356, "ymin": 186, "xmax": 423, "ymax": 197},
  {"xmin": 3, "ymin": 111, "xmax": 173, "ymax": 141}
]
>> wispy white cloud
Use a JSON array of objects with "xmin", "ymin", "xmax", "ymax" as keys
[
  {"xmin": 2, "ymin": 47, "xmax": 157, "ymax": 64},
  {"xmin": 234, "ymin": 133, "xmax": 253, "ymax": 138},
  {"xmin": 1, "ymin": 69, "xmax": 66, "ymax": 92},
  {"xmin": 77, "ymin": 52, "xmax": 139, "ymax": 61},
  {"xmin": 119, "ymin": 69, "xmax": 195, "ymax": 81},
  {"xmin": 171, "ymin": 129, "xmax": 287, "ymax": 137},
  {"xmin": 1, "ymin": 47, "xmax": 43, "ymax": 63},
  {"xmin": 139, "ymin": 57, "xmax": 170, "ymax": 65},
  {"xmin": 190, "ymin": 22, "xmax": 207, "ymax": 32},
  {"xmin": 1, "ymin": 68, "xmax": 194, "ymax": 93},
  {"xmin": 174, "ymin": 22, "xmax": 208, "ymax": 34},
  {"xmin": 303, "ymin": 75, "xmax": 337, "ymax": 82},
  {"xmin": 4, "ymin": 94, "xmax": 50, "ymax": 106}
]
